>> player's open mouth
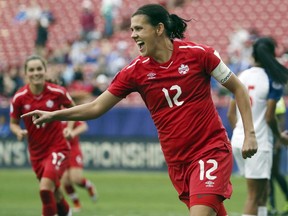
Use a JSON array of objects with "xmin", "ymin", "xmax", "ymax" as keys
[
  {"xmin": 32, "ymin": 76, "xmax": 44, "ymax": 82},
  {"xmin": 137, "ymin": 41, "xmax": 145, "ymax": 51}
]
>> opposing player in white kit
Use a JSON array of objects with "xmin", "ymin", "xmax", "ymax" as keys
[
  {"xmin": 228, "ymin": 37, "xmax": 288, "ymax": 216},
  {"xmin": 22, "ymin": 4, "xmax": 258, "ymax": 216}
]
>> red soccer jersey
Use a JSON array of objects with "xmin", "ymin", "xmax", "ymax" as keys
[
  {"xmin": 10, "ymin": 82, "xmax": 74, "ymax": 160},
  {"xmin": 108, "ymin": 40, "xmax": 231, "ymax": 165}
]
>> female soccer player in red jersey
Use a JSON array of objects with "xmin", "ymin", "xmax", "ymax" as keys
[
  {"xmin": 61, "ymin": 120, "xmax": 97, "ymax": 212},
  {"xmin": 23, "ymin": 4, "xmax": 258, "ymax": 216},
  {"xmin": 10, "ymin": 55, "xmax": 74, "ymax": 216}
]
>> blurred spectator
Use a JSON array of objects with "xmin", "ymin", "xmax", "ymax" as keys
[
  {"xmin": 280, "ymin": 50, "xmax": 288, "ymax": 69},
  {"xmin": 92, "ymin": 74, "xmax": 109, "ymax": 97},
  {"xmin": 94, "ymin": 54, "xmax": 109, "ymax": 76},
  {"xmin": 14, "ymin": 4, "xmax": 28, "ymax": 23},
  {"xmin": 84, "ymin": 40, "xmax": 102, "ymax": 63},
  {"xmin": 0, "ymin": 72, "xmax": 4, "ymax": 95},
  {"xmin": 48, "ymin": 40, "xmax": 71, "ymax": 64},
  {"xmin": 26, "ymin": 1, "xmax": 42, "ymax": 22},
  {"xmin": 227, "ymin": 26, "xmax": 250, "ymax": 74},
  {"xmin": 248, "ymin": 28, "xmax": 260, "ymax": 43},
  {"xmin": 14, "ymin": 1, "xmax": 41, "ymax": 24},
  {"xmin": 80, "ymin": 0, "xmax": 100, "ymax": 42},
  {"xmin": 101, "ymin": 0, "xmax": 122, "ymax": 38},
  {"xmin": 35, "ymin": 5, "xmax": 55, "ymax": 57},
  {"xmin": 227, "ymin": 26, "xmax": 259, "ymax": 74},
  {"xmin": 279, "ymin": 50, "xmax": 288, "ymax": 95},
  {"xmin": 1, "ymin": 65, "xmax": 24, "ymax": 98},
  {"xmin": 2, "ymin": 73, "xmax": 17, "ymax": 97},
  {"xmin": 46, "ymin": 63, "xmax": 67, "ymax": 87},
  {"xmin": 8, "ymin": 65, "xmax": 25, "ymax": 93},
  {"xmin": 106, "ymin": 40, "xmax": 131, "ymax": 77},
  {"xmin": 41, "ymin": 4, "xmax": 56, "ymax": 25},
  {"xmin": 67, "ymin": 64, "xmax": 94, "ymax": 104},
  {"xmin": 69, "ymin": 36, "xmax": 89, "ymax": 65},
  {"xmin": 35, "ymin": 19, "xmax": 49, "ymax": 56}
]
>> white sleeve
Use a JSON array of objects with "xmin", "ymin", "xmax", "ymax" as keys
[{"xmin": 211, "ymin": 60, "xmax": 232, "ymax": 84}]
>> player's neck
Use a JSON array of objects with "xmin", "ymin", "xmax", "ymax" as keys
[
  {"xmin": 29, "ymin": 84, "xmax": 44, "ymax": 95},
  {"xmin": 152, "ymin": 38, "xmax": 173, "ymax": 63}
]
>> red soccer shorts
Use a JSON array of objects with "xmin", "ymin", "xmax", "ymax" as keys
[
  {"xmin": 168, "ymin": 144, "xmax": 233, "ymax": 210},
  {"xmin": 68, "ymin": 146, "xmax": 83, "ymax": 168},
  {"xmin": 190, "ymin": 194, "xmax": 227, "ymax": 215},
  {"xmin": 31, "ymin": 149, "xmax": 70, "ymax": 187}
]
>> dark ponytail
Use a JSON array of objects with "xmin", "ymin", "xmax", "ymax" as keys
[
  {"xmin": 252, "ymin": 37, "xmax": 288, "ymax": 84},
  {"xmin": 132, "ymin": 4, "xmax": 190, "ymax": 39},
  {"xmin": 168, "ymin": 14, "xmax": 188, "ymax": 39}
]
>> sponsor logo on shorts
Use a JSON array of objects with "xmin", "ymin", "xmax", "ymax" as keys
[{"xmin": 205, "ymin": 180, "xmax": 214, "ymax": 188}]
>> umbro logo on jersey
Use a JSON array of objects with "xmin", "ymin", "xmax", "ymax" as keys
[
  {"xmin": 178, "ymin": 64, "xmax": 189, "ymax": 75},
  {"xmin": 147, "ymin": 72, "xmax": 156, "ymax": 79}
]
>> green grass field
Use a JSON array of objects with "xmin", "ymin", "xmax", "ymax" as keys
[{"xmin": 0, "ymin": 169, "xmax": 286, "ymax": 216}]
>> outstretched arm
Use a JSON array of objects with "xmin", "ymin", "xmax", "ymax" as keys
[
  {"xmin": 22, "ymin": 90, "xmax": 122, "ymax": 125},
  {"xmin": 223, "ymin": 73, "xmax": 258, "ymax": 159}
]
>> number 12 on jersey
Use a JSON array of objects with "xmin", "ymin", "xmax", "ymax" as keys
[{"xmin": 162, "ymin": 85, "xmax": 184, "ymax": 108}]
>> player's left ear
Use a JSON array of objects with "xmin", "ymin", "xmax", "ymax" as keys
[{"xmin": 156, "ymin": 23, "xmax": 165, "ymax": 36}]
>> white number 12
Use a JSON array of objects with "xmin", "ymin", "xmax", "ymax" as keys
[
  {"xmin": 198, "ymin": 159, "xmax": 218, "ymax": 180},
  {"xmin": 162, "ymin": 85, "xmax": 184, "ymax": 108}
]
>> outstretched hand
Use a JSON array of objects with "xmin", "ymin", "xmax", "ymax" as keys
[{"xmin": 21, "ymin": 110, "xmax": 53, "ymax": 125}]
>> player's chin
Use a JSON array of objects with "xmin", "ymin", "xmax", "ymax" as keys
[
  {"xmin": 139, "ymin": 48, "xmax": 148, "ymax": 57},
  {"xmin": 139, "ymin": 50, "xmax": 145, "ymax": 56},
  {"xmin": 32, "ymin": 80, "xmax": 45, "ymax": 86}
]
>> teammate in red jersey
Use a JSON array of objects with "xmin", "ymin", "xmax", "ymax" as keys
[
  {"xmin": 22, "ymin": 4, "xmax": 258, "ymax": 216},
  {"xmin": 10, "ymin": 55, "xmax": 75, "ymax": 216},
  {"xmin": 61, "ymin": 120, "xmax": 97, "ymax": 212}
]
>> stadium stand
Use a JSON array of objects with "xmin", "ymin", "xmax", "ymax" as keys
[{"xmin": 1, "ymin": 0, "xmax": 288, "ymax": 66}]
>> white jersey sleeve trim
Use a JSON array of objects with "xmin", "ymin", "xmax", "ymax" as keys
[
  {"xmin": 127, "ymin": 59, "xmax": 140, "ymax": 69},
  {"xmin": 179, "ymin": 45, "xmax": 205, "ymax": 51},
  {"xmin": 12, "ymin": 89, "xmax": 28, "ymax": 103},
  {"xmin": 47, "ymin": 85, "xmax": 65, "ymax": 95},
  {"xmin": 211, "ymin": 60, "xmax": 232, "ymax": 84}
]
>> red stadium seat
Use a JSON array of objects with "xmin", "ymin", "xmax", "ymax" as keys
[{"xmin": 2, "ymin": 0, "xmax": 288, "ymax": 66}]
